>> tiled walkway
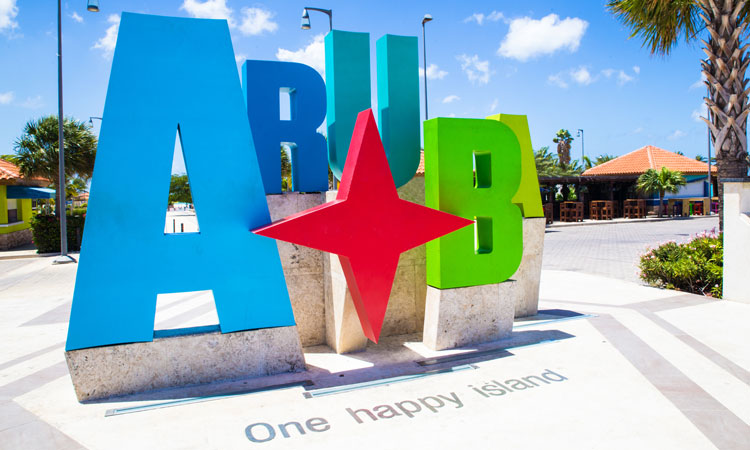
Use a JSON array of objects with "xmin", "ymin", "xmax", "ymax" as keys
[{"xmin": 542, "ymin": 216, "xmax": 719, "ymax": 283}]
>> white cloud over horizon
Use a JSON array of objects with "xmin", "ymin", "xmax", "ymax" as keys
[
  {"xmin": 180, "ymin": 0, "xmax": 234, "ymax": 25},
  {"xmin": 464, "ymin": 11, "xmax": 504, "ymax": 25},
  {"xmin": 71, "ymin": 12, "xmax": 83, "ymax": 23},
  {"xmin": 499, "ymin": 14, "xmax": 588, "ymax": 61},
  {"xmin": 550, "ymin": 66, "xmax": 637, "ymax": 88},
  {"xmin": 442, "ymin": 95, "xmax": 460, "ymax": 104},
  {"xmin": 92, "ymin": 14, "xmax": 120, "ymax": 58},
  {"xmin": 238, "ymin": 7, "xmax": 277, "ymax": 36},
  {"xmin": 0, "ymin": 91, "xmax": 13, "ymax": 104},
  {"xmin": 457, "ymin": 54, "xmax": 492, "ymax": 85},
  {"xmin": 276, "ymin": 34, "xmax": 325, "ymax": 78},
  {"xmin": 0, "ymin": 0, "xmax": 18, "ymax": 34},
  {"xmin": 419, "ymin": 63, "xmax": 447, "ymax": 80}
]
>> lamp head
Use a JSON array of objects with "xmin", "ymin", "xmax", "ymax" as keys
[
  {"xmin": 422, "ymin": 14, "xmax": 433, "ymax": 25},
  {"xmin": 87, "ymin": 0, "xmax": 100, "ymax": 12},
  {"xmin": 301, "ymin": 8, "xmax": 311, "ymax": 29}
]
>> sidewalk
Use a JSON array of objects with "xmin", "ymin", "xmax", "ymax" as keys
[{"xmin": 0, "ymin": 255, "xmax": 748, "ymax": 449}]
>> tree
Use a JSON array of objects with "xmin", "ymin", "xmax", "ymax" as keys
[
  {"xmin": 280, "ymin": 145, "xmax": 291, "ymax": 191},
  {"xmin": 534, "ymin": 146, "xmax": 585, "ymax": 176},
  {"xmin": 552, "ymin": 129, "xmax": 574, "ymax": 167},
  {"xmin": 608, "ymin": 0, "xmax": 750, "ymax": 229},
  {"xmin": 12, "ymin": 116, "xmax": 97, "ymax": 215},
  {"xmin": 637, "ymin": 167, "xmax": 687, "ymax": 217},
  {"xmin": 583, "ymin": 154, "xmax": 617, "ymax": 170},
  {"xmin": 169, "ymin": 174, "xmax": 193, "ymax": 205}
]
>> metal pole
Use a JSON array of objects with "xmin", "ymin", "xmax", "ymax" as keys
[
  {"xmin": 706, "ymin": 84, "xmax": 713, "ymax": 200},
  {"xmin": 53, "ymin": 0, "xmax": 75, "ymax": 264},
  {"xmin": 422, "ymin": 21, "xmax": 429, "ymax": 121}
]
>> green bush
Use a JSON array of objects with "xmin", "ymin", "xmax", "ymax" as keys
[
  {"xmin": 30, "ymin": 214, "xmax": 86, "ymax": 254},
  {"xmin": 639, "ymin": 229, "xmax": 723, "ymax": 298}
]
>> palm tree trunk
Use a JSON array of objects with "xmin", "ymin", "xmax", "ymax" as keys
[
  {"xmin": 659, "ymin": 191, "xmax": 664, "ymax": 218},
  {"xmin": 699, "ymin": 0, "xmax": 750, "ymax": 230}
]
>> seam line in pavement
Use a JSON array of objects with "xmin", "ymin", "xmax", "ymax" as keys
[{"xmin": 590, "ymin": 314, "xmax": 750, "ymax": 450}]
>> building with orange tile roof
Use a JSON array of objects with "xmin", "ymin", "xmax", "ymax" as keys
[
  {"xmin": 0, "ymin": 159, "xmax": 55, "ymax": 250},
  {"xmin": 582, "ymin": 145, "xmax": 716, "ymax": 177}
]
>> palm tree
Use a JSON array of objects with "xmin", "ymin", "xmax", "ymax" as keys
[
  {"xmin": 583, "ymin": 154, "xmax": 617, "ymax": 170},
  {"xmin": 280, "ymin": 145, "xmax": 292, "ymax": 191},
  {"xmin": 608, "ymin": 0, "xmax": 750, "ymax": 229},
  {"xmin": 637, "ymin": 167, "xmax": 687, "ymax": 217},
  {"xmin": 552, "ymin": 129, "xmax": 574, "ymax": 167},
  {"xmin": 13, "ymin": 116, "xmax": 97, "ymax": 215}
]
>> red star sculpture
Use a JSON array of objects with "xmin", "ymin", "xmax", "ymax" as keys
[{"xmin": 253, "ymin": 109, "xmax": 473, "ymax": 342}]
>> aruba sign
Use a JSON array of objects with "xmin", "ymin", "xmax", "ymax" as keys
[{"xmin": 65, "ymin": 13, "xmax": 542, "ymax": 352}]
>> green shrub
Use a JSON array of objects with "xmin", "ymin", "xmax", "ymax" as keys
[
  {"xmin": 639, "ymin": 229, "xmax": 723, "ymax": 298},
  {"xmin": 71, "ymin": 207, "xmax": 87, "ymax": 216},
  {"xmin": 30, "ymin": 214, "xmax": 86, "ymax": 254}
]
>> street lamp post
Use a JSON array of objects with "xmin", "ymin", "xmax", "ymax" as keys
[
  {"xmin": 301, "ymin": 7, "xmax": 332, "ymax": 32},
  {"xmin": 53, "ymin": 1, "xmax": 99, "ymax": 265},
  {"xmin": 577, "ymin": 128, "xmax": 585, "ymax": 162},
  {"xmin": 706, "ymin": 84, "xmax": 713, "ymax": 199},
  {"xmin": 53, "ymin": 0, "xmax": 77, "ymax": 264},
  {"xmin": 421, "ymin": 14, "xmax": 433, "ymax": 121}
]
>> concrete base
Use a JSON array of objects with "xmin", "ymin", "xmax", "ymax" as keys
[
  {"xmin": 512, "ymin": 217, "xmax": 545, "ymax": 317},
  {"xmin": 266, "ymin": 193, "xmax": 327, "ymax": 347},
  {"xmin": 323, "ymin": 176, "xmax": 429, "ymax": 354},
  {"xmin": 722, "ymin": 181, "xmax": 750, "ymax": 303},
  {"xmin": 422, "ymin": 281, "xmax": 516, "ymax": 351},
  {"xmin": 65, "ymin": 325, "xmax": 305, "ymax": 402}
]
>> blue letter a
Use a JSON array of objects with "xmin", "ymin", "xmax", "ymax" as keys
[{"xmin": 66, "ymin": 13, "xmax": 294, "ymax": 351}]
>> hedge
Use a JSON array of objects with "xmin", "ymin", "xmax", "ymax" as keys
[
  {"xmin": 638, "ymin": 229, "xmax": 722, "ymax": 298},
  {"xmin": 30, "ymin": 214, "xmax": 86, "ymax": 254}
]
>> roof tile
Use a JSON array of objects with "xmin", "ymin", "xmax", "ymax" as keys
[{"xmin": 582, "ymin": 145, "xmax": 716, "ymax": 176}]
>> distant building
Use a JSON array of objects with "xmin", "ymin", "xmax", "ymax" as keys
[
  {"xmin": 0, "ymin": 159, "xmax": 54, "ymax": 250},
  {"xmin": 582, "ymin": 145, "xmax": 717, "ymax": 200}
]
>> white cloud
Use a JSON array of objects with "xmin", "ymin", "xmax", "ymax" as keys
[
  {"xmin": 93, "ymin": 14, "xmax": 120, "ymax": 57},
  {"xmin": 457, "ymin": 54, "xmax": 491, "ymax": 85},
  {"xmin": 498, "ymin": 14, "xmax": 588, "ymax": 61},
  {"xmin": 690, "ymin": 73, "xmax": 707, "ymax": 90},
  {"xmin": 464, "ymin": 11, "xmax": 503, "ymax": 25},
  {"xmin": 602, "ymin": 68, "xmax": 636, "ymax": 85},
  {"xmin": 180, "ymin": 0, "xmax": 234, "ymax": 26},
  {"xmin": 419, "ymin": 63, "xmax": 447, "ymax": 80},
  {"xmin": 0, "ymin": 91, "xmax": 13, "ymax": 104},
  {"xmin": 632, "ymin": 65, "xmax": 640, "ymax": 74},
  {"xmin": 20, "ymin": 95, "xmax": 43, "ymax": 109},
  {"xmin": 70, "ymin": 12, "xmax": 83, "ymax": 23},
  {"xmin": 692, "ymin": 102, "xmax": 708, "ymax": 122},
  {"xmin": 442, "ymin": 95, "xmax": 460, "ymax": 104},
  {"xmin": 489, "ymin": 98, "xmax": 499, "ymax": 113},
  {"xmin": 571, "ymin": 67, "xmax": 593, "ymax": 85},
  {"xmin": 617, "ymin": 71, "xmax": 633, "ymax": 85},
  {"xmin": 0, "ymin": 0, "xmax": 18, "ymax": 33},
  {"xmin": 547, "ymin": 73, "xmax": 568, "ymax": 88},
  {"xmin": 632, "ymin": 127, "xmax": 644, "ymax": 134},
  {"xmin": 238, "ymin": 7, "xmax": 277, "ymax": 36},
  {"xmin": 276, "ymin": 34, "xmax": 325, "ymax": 78},
  {"xmin": 668, "ymin": 130, "xmax": 686, "ymax": 140}
]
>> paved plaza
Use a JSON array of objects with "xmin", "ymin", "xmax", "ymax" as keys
[
  {"xmin": 543, "ymin": 216, "xmax": 720, "ymax": 283},
  {"xmin": 1, "ymin": 217, "xmax": 748, "ymax": 449}
]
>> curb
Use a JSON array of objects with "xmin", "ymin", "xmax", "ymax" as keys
[{"xmin": 547, "ymin": 215, "xmax": 717, "ymax": 229}]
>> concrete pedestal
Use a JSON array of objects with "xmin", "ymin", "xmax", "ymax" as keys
[
  {"xmin": 422, "ymin": 280, "xmax": 516, "ymax": 351},
  {"xmin": 723, "ymin": 181, "xmax": 750, "ymax": 303},
  {"xmin": 512, "ymin": 217, "xmax": 545, "ymax": 317},
  {"xmin": 267, "ymin": 193, "xmax": 327, "ymax": 347},
  {"xmin": 65, "ymin": 325, "xmax": 305, "ymax": 402},
  {"xmin": 323, "ymin": 176, "xmax": 429, "ymax": 354}
]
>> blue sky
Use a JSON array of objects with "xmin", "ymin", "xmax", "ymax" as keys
[{"xmin": 0, "ymin": 0, "xmax": 713, "ymax": 171}]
